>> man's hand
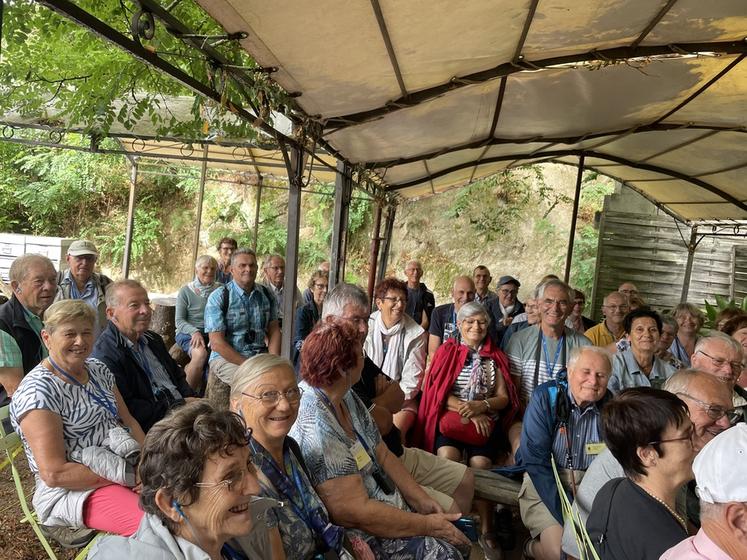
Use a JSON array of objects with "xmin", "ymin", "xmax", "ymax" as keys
[
  {"xmin": 470, "ymin": 414, "xmax": 493, "ymax": 437},
  {"xmin": 410, "ymin": 494, "xmax": 444, "ymax": 515},
  {"xmin": 425, "ymin": 513, "xmax": 471, "ymax": 546},
  {"xmin": 502, "ymin": 315, "xmax": 514, "ymax": 327},
  {"xmin": 375, "ymin": 374, "xmax": 391, "ymax": 396}
]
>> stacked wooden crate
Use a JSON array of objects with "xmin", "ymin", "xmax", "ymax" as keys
[{"xmin": 0, "ymin": 235, "xmax": 74, "ymax": 282}]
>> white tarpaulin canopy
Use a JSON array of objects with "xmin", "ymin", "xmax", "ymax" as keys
[{"xmin": 196, "ymin": 0, "xmax": 747, "ymax": 222}]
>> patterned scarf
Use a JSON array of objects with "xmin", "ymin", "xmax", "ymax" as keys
[{"xmin": 190, "ymin": 277, "xmax": 218, "ymax": 298}]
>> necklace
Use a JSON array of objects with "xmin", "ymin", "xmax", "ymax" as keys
[{"xmin": 638, "ymin": 484, "xmax": 687, "ymax": 531}]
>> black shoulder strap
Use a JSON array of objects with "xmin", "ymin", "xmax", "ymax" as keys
[
  {"xmin": 286, "ymin": 436, "xmax": 311, "ymax": 479},
  {"xmin": 221, "ymin": 285, "xmax": 230, "ymax": 319}
]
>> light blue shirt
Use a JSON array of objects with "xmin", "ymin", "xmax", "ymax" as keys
[
  {"xmin": 203, "ymin": 281, "xmax": 277, "ymax": 361},
  {"xmin": 608, "ymin": 348, "xmax": 677, "ymax": 394}
]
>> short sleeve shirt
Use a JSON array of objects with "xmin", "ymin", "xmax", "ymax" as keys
[
  {"xmin": 608, "ymin": 349, "xmax": 677, "ymax": 394},
  {"xmin": 429, "ymin": 304, "xmax": 459, "ymax": 344},
  {"xmin": 204, "ymin": 281, "xmax": 278, "ymax": 361},
  {"xmin": 290, "ymin": 383, "xmax": 408, "ymax": 511},
  {"xmin": 10, "ymin": 359, "xmax": 121, "ymax": 474},
  {"xmin": 0, "ymin": 329, "xmax": 23, "ymax": 368}
]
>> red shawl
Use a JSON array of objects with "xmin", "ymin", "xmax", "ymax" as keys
[{"xmin": 412, "ymin": 337, "xmax": 520, "ymax": 453}]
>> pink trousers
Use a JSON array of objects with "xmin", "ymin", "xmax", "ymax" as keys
[{"xmin": 82, "ymin": 484, "xmax": 143, "ymax": 536}]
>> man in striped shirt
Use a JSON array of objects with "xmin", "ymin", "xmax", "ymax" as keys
[{"xmin": 506, "ymin": 278, "xmax": 591, "ymax": 404}]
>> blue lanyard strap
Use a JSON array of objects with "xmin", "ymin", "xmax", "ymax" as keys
[
  {"xmin": 542, "ymin": 333, "xmax": 565, "ymax": 377},
  {"xmin": 47, "ymin": 357, "xmax": 120, "ymax": 421},
  {"xmin": 313, "ymin": 388, "xmax": 377, "ymax": 463}
]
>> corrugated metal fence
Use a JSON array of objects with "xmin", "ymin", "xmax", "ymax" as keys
[{"xmin": 590, "ymin": 186, "xmax": 747, "ymax": 321}]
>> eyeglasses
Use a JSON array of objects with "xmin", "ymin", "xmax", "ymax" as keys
[
  {"xmin": 462, "ymin": 318, "xmax": 488, "ymax": 327},
  {"xmin": 676, "ymin": 392, "xmax": 741, "ymax": 425},
  {"xmin": 242, "ymin": 387, "xmax": 304, "ymax": 407},
  {"xmin": 499, "ymin": 289, "xmax": 518, "ymax": 296},
  {"xmin": 648, "ymin": 425, "xmax": 694, "ymax": 447},
  {"xmin": 381, "ymin": 296, "xmax": 406, "ymax": 304},
  {"xmin": 195, "ymin": 461, "xmax": 258, "ymax": 493},
  {"xmin": 696, "ymin": 350, "xmax": 743, "ymax": 374},
  {"xmin": 313, "ymin": 283, "xmax": 328, "ymax": 290},
  {"xmin": 603, "ymin": 304, "xmax": 629, "ymax": 311},
  {"xmin": 542, "ymin": 298, "xmax": 570, "ymax": 308}
]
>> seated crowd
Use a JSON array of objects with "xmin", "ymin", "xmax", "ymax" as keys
[{"xmin": 0, "ymin": 242, "xmax": 746, "ymax": 560}]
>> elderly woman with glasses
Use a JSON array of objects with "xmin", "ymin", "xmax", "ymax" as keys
[
  {"xmin": 291, "ymin": 320, "xmax": 469, "ymax": 559},
  {"xmin": 293, "ymin": 270, "xmax": 329, "ymax": 370},
  {"xmin": 413, "ymin": 301, "xmax": 519, "ymax": 557},
  {"xmin": 89, "ymin": 401, "xmax": 272, "ymax": 559},
  {"xmin": 175, "ymin": 255, "xmax": 222, "ymax": 392},
  {"xmin": 230, "ymin": 353, "xmax": 371, "ymax": 560},
  {"xmin": 586, "ymin": 388, "xmax": 694, "ymax": 560},
  {"xmin": 364, "ymin": 278, "xmax": 427, "ymax": 441}
]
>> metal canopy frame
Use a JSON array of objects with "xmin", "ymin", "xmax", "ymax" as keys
[{"xmin": 11, "ymin": 0, "xmax": 745, "ymax": 318}]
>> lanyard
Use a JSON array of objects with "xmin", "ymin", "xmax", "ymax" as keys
[
  {"xmin": 47, "ymin": 357, "xmax": 120, "ymax": 421},
  {"xmin": 542, "ymin": 333, "xmax": 565, "ymax": 376},
  {"xmin": 255, "ymin": 441, "xmax": 314, "ymax": 526},
  {"xmin": 221, "ymin": 542, "xmax": 249, "ymax": 560},
  {"xmin": 314, "ymin": 388, "xmax": 377, "ymax": 463}
]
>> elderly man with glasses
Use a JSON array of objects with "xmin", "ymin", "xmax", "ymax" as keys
[
  {"xmin": 690, "ymin": 331, "xmax": 747, "ymax": 422},
  {"xmin": 561, "ymin": 369, "xmax": 737, "ymax": 559},
  {"xmin": 584, "ymin": 291, "xmax": 629, "ymax": 347}
]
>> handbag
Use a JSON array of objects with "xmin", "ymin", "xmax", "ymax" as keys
[{"xmin": 438, "ymin": 410, "xmax": 494, "ymax": 446}]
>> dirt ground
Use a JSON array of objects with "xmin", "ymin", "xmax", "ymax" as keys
[{"xmin": 0, "ymin": 458, "xmax": 75, "ymax": 560}]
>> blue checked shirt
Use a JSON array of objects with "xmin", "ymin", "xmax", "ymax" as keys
[{"xmin": 204, "ymin": 281, "xmax": 277, "ymax": 362}]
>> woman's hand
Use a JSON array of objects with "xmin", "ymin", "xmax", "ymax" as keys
[
  {"xmin": 470, "ymin": 414, "xmax": 493, "ymax": 437},
  {"xmin": 457, "ymin": 399, "xmax": 488, "ymax": 418},
  {"xmin": 425, "ymin": 513, "xmax": 471, "ymax": 547},
  {"xmin": 190, "ymin": 332, "xmax": 205, "ymax": 349}
]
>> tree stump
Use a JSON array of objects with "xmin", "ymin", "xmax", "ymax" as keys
[{"xmin": 151, "ymin": 297, "xmax": 176, "ymax": 349}]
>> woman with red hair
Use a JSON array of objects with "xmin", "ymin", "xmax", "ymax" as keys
[{"xmin": 289, "ymin": 320, "xmax": 468, "ymax": 560}]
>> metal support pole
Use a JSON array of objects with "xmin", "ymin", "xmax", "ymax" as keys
[
  {"xmin": 564, "ymin": 154, "xmax": 585, "ymax": 284},
  {"xmin": 376, "ymin": 204, "xmax": 396, "ymax": 283},
  {"xmin": 252, "ymin": 179, "xmax": 263, "ymax": 252},
  {"xmin": 680, "ymin": 225, "xmax": 698, "ymax": 303},
  {"xmin": 191, "ymin": 144, "xmax": 209, "ymax": 267},
  {"xmin": 122, "ymin": 159, "xmax": 138, "ymax": 278},
  {"xmin": 0, "ymin": 1, "xmax": 5, "ymax": 58},
  {"xmin": 280, "ymin": 145, "xmax": 304, "ymax": 359},
  {"xmin": 330, "ymin": 161, "xmax": 352, "ymax": 289},
  {"xmin": 367, "ymin": 202, "xmax": 384, "ymax": 306}
]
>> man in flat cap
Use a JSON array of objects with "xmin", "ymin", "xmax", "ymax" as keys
[{"xmin": 55, "ymin": 239, "xmax": 112, "ymax": 335}]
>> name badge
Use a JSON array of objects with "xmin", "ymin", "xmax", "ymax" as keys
[
  {"xmin": 351, "ymin": 441, "xmax": 371, "ymax": 471},
  {"xmin": 585, "ymin": 442, "xmax": 607, "ymax": 455}
]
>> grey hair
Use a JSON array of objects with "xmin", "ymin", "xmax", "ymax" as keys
[
  {"xmin": 195, "ymin": 254, "xmax": 218, "ymax": 269},
  {"xmin": 567, "ymin": 345, "xmax": 613, "ymax": 372},
  {"xmin": 699, "ymin": 501, "xmax": 728, "ymax": 519},
  {"xmin": 230, "ymin": 248, "xmax": 257, "ymax": 266},
  {"xmin": 695, "ymin": 330, "xmax": 744, "ymax": 359},
  {"xmin": 662, "ymin": 368, "xmax": 701, "ymax": 395},
  {"xmin": 660, "ymin": 314, "xmax": 679, "ymax": 333},
  {"xmin": 262, "ymin": 254, "xmax": 284, "ymax": 269},
  {"xmin": 230, "ymin": 354, "xmax": 295, "ymax": 401},
  {"xmin": 456, "ymin": 301, "xmax": 491, "ymax": 325},
  {"xmin": 9, "ymin": 254, "xmax": 55, "ymax": 283},
  {"xmin": 603, "ymin": 291, "xmax": 628, "ymax": 306},
  {"xmin": 322, "ymin": 283, "xmax": 369, "ymax": 319},
  {"xmin": 536, "ymin": 278, "xmax": 573, "ymax": 302},
  {"xmin": 105, "ymin": 279, "xmax": 146, "ymax": 308}
]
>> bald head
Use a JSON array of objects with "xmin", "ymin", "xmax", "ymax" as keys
[
  {"xmin": 666, "ymin": 370, "xmax": 734, "ymax": 452},
  {"xmin": 602, "ymin": 291, "xmax": 629, "ymax": 328},
  {"xmin": 452, "ymin": 276, "xmax": 476, "ymax": 311},
  {"xmin": 618, "ymin": 282, "xmax": 638, "ymax": 297}
]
